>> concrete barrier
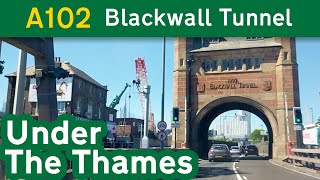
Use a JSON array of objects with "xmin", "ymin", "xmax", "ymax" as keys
[{"xmin": 256, "ymin": 142, "xmax": 269, "ymax": 155}]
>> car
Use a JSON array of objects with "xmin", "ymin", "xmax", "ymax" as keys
[
  {"xmin": 230, "ymin": 146, "xmax": 241, "ymax": 155},
  {"xmin": 244, "ymin": 145, "xmax": 259, "ymax": 156},
  {"xmin": 239, "ymin": 146, "xmax": 245, "ymax": 154},
  {"xmin": 208, "ymin": 144, "xmax": 232, "ymax": 162}
]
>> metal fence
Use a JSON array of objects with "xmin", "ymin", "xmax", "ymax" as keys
[{"xmin": 285, "ymin": 148, "xmax": 320, "ymax": 169}]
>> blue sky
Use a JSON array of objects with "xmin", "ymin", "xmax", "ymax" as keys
[{"xmin": 0, "ymin": 38, "xmax": 319, "ymax": 132}]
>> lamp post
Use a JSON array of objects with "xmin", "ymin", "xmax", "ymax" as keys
[
  {"xmin": 132, "ymin": 80, "xmax": 151, "ymax": 149},
  {"xmin": 160, "ymin": 37, "xmax": 166, "ymax": 149},
  {"xmin": 142, "ymin": 85, "xmax": 151, "ymax": 149}
]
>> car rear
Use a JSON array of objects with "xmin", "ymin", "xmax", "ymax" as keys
[
  {"xmin": 230, "ymin": 146, "xmax": 241, "ymax": 155},
  {"xmin": 245, "ymin": 145, "xmax": 259, "ymax": 156},
  {"xmin": 208, "ymin": 144, "xmax": 232, "ymax": 162}
]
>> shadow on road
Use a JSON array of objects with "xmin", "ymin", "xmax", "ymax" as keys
[
  {"xmin": 238, "ymin": 155, "xmax": 270, "ymax": 161},
  {"xmin": 196, "ymin": 166, "xmax": 249, "ymax": 179},
  {"xmin": 195, "ymin": 156, "xmax": 269, "ymax": 179}
]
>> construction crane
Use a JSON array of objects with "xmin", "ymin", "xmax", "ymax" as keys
[
  {"xmin": 135, "ymin": 58, "xmax": 148, "ymax": 119},
  {"xmin": 135, "ymin": 58, "xmax": 155, "ymax": 131},
  {"xmin": 109, "ymin": 83, "xmax": 130, "ymax": 109}
]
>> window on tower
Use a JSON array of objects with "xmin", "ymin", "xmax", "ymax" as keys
[{"xmin": 201, "ymin": 57, "xmax": 262, "ymax": 73}]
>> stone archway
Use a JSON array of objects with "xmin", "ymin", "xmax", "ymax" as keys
[
  {"xmin": 172, "ymin": 37, "xmax": 301, "ymax": 160},
  {"xmin": 191, "ymin": 96, "xmax": 278, "ymax": 159}
]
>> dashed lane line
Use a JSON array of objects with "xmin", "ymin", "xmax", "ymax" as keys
[{"xmin": 233, "ymin": 155, "xmax": 244, "ymax": 180}]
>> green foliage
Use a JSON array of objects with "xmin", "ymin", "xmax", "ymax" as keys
[
  {"xmin": 0, "ymin": 61, "xmax": 4, "ymax": 74},
  {"xmin": 251, "ymin": 129, "xmax": 262, "ymax": 143},
  {"xmin": 317, "ymin": 117, "xmax": 320, "ymax": 125},
  {"xmin": 148, "ymin": 130, "xmax": 157, "ymax": 139}
]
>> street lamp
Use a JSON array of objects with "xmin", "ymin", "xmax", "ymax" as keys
[
  {"xmin": 160, "ymin": 37, "xmax": 166, "ymax": 149},
  {"xmin": 132, "ymin": 79, "xmax": 151, "ymax": 149}
]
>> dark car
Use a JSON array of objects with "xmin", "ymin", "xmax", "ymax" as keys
[
  {"xmin": 239, "ymin": 146, "xmax": 245, "ymax": 154},
  {"xmin": 208, "ymin": 144, "xmax": 232, "ymax": 162},
  {"xmin": 244, "ymin": 145, "xmax": 259, "ymax": 156}
]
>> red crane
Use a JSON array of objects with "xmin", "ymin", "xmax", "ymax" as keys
[{"xmin": 135, "ymin": 58, "xmax": 154, "ymax": 131}]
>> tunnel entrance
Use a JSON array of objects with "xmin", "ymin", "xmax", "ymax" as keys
[
  {"xmin": 208, "ymin": 110, "xmax": 270, "ymax": 158},
  {"xmin": 190, "ymin": 96, "xmax": 277, "ymax": 159}
]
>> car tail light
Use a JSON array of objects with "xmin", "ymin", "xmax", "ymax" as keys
[
  {"xmin": 245, "ymin": 148, "xmax": 248, "ymax": 151},
  {"xmin": 209, "ymin": 150, "xmax": 214, "ymax": 153}
]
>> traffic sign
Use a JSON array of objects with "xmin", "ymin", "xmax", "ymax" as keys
[
  {"xmin": 157, "ymin": 131, "xmax": 167, "ymax": 141},
  {"xmin": 157, "ymin": 121, "xmax": 167, "ymax": 131},
  {"xmin": 294, "ymin": 124, "xmax": 303, "ymax": 131},
  {"xmin": 171, "ymin": 121, "xmax": 180, "ymax": 128}
]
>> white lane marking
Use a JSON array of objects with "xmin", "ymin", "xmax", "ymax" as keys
[
  {"xmin": 243, "ymin": 176, "xmax": 248, "ymax": 180},
  {"xmin": 233, "ymin": 155, "xmax": 243, "ymax": 180},
  {"xmin": 269, "ymin": 159, "xmax": 320, "ymax": 180}
]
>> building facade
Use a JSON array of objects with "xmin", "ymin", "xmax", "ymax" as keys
[
  {"xmin": 213, "ymin": 110, "xmax": 251, "ymax": 139},
  {"xmin": 114, "ymin": 118, "xmax": 144, "ymax": 142},
  {"xmin": 5, "ymin": 61, "xmax": 110, "ymax": 121}
]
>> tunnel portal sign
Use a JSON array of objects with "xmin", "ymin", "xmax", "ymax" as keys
[{"xmin": 197, "ymin": 78, "xmax": 272, "ymax": 93}]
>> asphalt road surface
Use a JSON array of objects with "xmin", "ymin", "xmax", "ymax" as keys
[{"xmin": 195, "ymin": 155, "xmax": 319, "ymax": 180}]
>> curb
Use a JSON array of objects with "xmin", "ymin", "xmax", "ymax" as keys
[{"xmin": 269, "ymin": 159, "xmax": 320, "ymax": 179}]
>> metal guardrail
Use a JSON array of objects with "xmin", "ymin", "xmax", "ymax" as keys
[
  {"xmin": 284, "ymin": 148, "xmax": 320, "ymax": 169},
  {"xmin": 103, "ymin": 142, "xmax": 134, "ymax": 148}
]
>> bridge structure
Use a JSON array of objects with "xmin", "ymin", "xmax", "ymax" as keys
[
  {"xmin": 0, "ymin": 38, "xmax": 57, "ymax": 180},
  {"xmin": 0, "ymin": 38, "xmax": 58, "ymax": 121},
  {"xmin": 172, "ymin": 37, "xmax": 300, "ymax": 159}
]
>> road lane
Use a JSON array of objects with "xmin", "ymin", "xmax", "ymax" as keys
[
  {"xmin": 236, "ymin": 155, "xmax": 319, "ymax": 180},
  {"xmin": 195, "ymin": 154, "xmax": 319, "ymax": 180},
  {"xmin": 195, "ymin": 155, "xmax": 241, "ymax": 180}
]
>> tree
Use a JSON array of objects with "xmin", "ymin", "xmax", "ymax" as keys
[
  {"xmin": 148, "ymin": 130, "xmax": 157, "ymax": 139},
  {"xmin": 0, "ymin": 61, "xmax": 4, "ymax": 74},
  {"xmin": 317, "ymin": 117, "xmax": 320, "ymax": 125},
  {"xmin": 251, "ymin": 129, "xmax": 262, "ymax": 143}
]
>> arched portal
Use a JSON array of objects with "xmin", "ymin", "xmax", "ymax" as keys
[
  {"xmin": 191, "ymin": 96, "xmax": 278, "ymax": 159},
  {"xmin": 172, "ymin": 38, "xmax": 301, "ymax": 160}
]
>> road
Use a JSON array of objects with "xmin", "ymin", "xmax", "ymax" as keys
[{"xmin": 195, "ymin": 155, "xmax": 319, "ymax": 180}]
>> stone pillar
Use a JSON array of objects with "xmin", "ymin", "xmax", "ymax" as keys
[
  {"xmin": 35, "ymin": 38, "xmax": 58, "ymax": 122},
  {"xmin": 274, "ymin": 37, "xmax": 300, "ymax": 158},
  {"xmin": 5, "ymin": 77, "xmax": 16, "ymax": 114},
  {"xmin": 172, "ymin": 38, "xmax": 193, "ymax": 149}
]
